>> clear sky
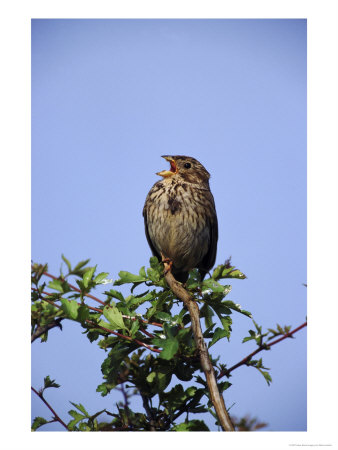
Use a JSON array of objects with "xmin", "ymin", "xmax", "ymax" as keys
[{"xmin": 31, "ymin": 18, "xmax": 307, "ymax": 431}]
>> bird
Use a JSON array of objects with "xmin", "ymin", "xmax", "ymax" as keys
[{"xmin": 143, "ymin": 155, "xmax": 218, "ymax": 283}]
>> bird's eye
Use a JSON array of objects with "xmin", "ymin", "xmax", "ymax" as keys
[{"xmin": 184, "ymin": 162, "xmax": 191, "ymax": 169}]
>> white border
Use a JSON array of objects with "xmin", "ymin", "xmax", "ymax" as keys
[{"xmin": 1, "ymin": 1, "xmax": 337, "ymax": 449}]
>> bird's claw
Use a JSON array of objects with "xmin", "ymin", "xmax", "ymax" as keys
[{"xmin": 161, "ymin": 255, "xmax": 173, "ymax": 275}]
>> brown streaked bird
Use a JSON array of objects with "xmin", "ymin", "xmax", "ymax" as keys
[{"xmin": 143, "ymin": 155, "xmax": 218, "ymax": 283}]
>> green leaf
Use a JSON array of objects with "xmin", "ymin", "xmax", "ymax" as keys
[
  {"xmin": 172, "ymin": 420, "xmax": 209, "ymax": 431},
  {"xmin": 77, "ymin": 305, "xmax": 89, "ymax": 322},
  {"xmin": 48, "ymin": 279, "xmax": 64, "ymax": 293},
  {"xmin": 68, "ymin": 409, "xmax": 86, "ymax": 429},
  {"xmin": 44, "ymin": 375, "xmax": 60, "ymax": 390},
  {"xmin": 160, "ymin": 338, "xmax": 179, "ymax": 360},
  {"xmin": 139, "ymin": 266, "xmax": 147, "ymax": 277},
  {"xmin": 220, "ymin": 316, "xmax": 232, "ymax": 337},
  {"xmin": 31, "ymin": 416, "xmax": 48, "ymax": 431},
  {"xmin": 208, "ymin": 327, "xmax": 228, "ymax": 348},
  {"xmin": 106, "ymin": 289, "xmax": 125, "ymax": 302},
  {"xmin": 69, "ymin": 402, "xmax": 89, "ymax": 417},
  {"xmin": 149, "ymin": 256, "xmax": 162, "ymax": 270},
  {"xmin": 226, "ymin": 269, "xmax": 246, "ymax": 279},
  {"xmin": 130, "ymin": 320, "xmax": 140, "ymax": 337},
  {"xmin": 83, "ymin": 266, "xmax": 96, "ymax": 288},
  {"xmin": 211, "ymin": 264, "xmax": 246, "ymax": 280},
  {"xmin": 202, "ymin": 278, "xmax": 228, "ymax": 293},
  {"xmin": 277, "ymin": 323, "xmax": 284, "ymax": 334},
  {"xmin": 147, "ymin": 267, "xmax": 160, "ymax": 282},
  {"xmin": 114, "ymin": 271, "xmax": 147, "ymax": 285},
  {"xmin": 258, "ymin": 369, "xmax": 272, "ymax": 386},
  {"xmin": 61, "ymin": 299, "xmax": 79, "ymax": 320},
  {"xmin": 103, "ymin": 304, "xmax": 126, "ymax": 330},
  {"xmin": 200, "ymin": 304, "xmax": 214, "ymax": 329},
  {"xmin": 203, "ymin": 323, "xmax": 216, "ymax": 338},
  {"xmin": 222, "ymin": 300, "xmax": 252, "ymax": 318},
  {"xmin": 154, "ymin": 311, "xmax": 172, "ymax": 322},
  {"xmin": 94, "ymin": 272, "xmax": 109, "ymax": 284},
  {"xmin": 73, "ymin": 259, "xmax": 90, "ymax": 272},
  {"xmin": 61, "ymin": 254, "xmax": 72, "ymax": 272}
]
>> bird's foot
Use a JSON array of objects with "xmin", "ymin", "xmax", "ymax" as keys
[{"xmin": 161, "ymin": 255, "xmax": 173, "ymax": 276}]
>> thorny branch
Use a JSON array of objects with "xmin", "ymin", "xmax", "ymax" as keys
[
  {"xmin": 31, "ymin": 318, "xmax": 63, "ymax": 343},
  {"xmin": 217, "ymin": 321, "xmax": 307, "ymax": 380},
  {"xmin": 163, "ymin": 261, "xmax": 234, "ymax": 432},
  {"xmin": 31, "ymin": 386, "xmax": 69, "ymax": 431}
]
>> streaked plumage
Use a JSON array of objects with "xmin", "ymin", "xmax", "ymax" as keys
[{"xmin": 143, "ymin": 155, "xmax": 218, "ymax": 283}]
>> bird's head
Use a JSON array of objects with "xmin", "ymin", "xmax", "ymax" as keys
[{"xmin": 156, "ymin": 155, "xmax": 210, "ymax": 185}]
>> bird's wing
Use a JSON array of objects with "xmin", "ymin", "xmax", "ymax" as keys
[
  {"xmin": 143, "ymin": 203, "xmax": 161, "ymax": 262},
  {"xmin": 198, "ymin": 193, "xmax": 218, "ymax": 279}
]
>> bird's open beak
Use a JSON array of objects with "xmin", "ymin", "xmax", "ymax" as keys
[{"xmin": 156, "ymin": 155, "xmax": 178, "ymax": 178}]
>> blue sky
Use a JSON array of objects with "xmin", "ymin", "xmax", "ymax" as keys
[{"xmin": 31, "ymin": 19, "xmax": 307, "ymax": 431}]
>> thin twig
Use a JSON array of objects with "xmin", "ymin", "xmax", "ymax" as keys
[
  {"xmin": 141, "ymin": 394, "xmax": 156, "ymax": 431},
  {"xmin": 163, "ymin": 262, "xmax": 234, "ymax": 432},
  {"xmin": 43, "ymin": 271, "xmax": 106, "ymax": 305},
  {"xmin": 217, "ymin": 321, "xmax": 307, "ymax": 379},
  {"xmin": 31, "ymin": 386, "xmax": 69, "ymax": 430}
]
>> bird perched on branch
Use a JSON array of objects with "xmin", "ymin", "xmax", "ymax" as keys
[{"xmin": 143, "ymin": 155, "xmax": 218, "ymax": 283}]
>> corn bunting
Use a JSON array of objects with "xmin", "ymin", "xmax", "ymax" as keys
[{"xmin": 143, "ymin": 155, "xmax": 218, "ymax": 283}]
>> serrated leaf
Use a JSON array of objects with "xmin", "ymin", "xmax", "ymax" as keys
[
  {"xmin": 69, "ymin": 402, "xmax": 89, "ymax": 417},
  {"xmin": 103, "ymin": 304, "xmax": 126, "ymax": 330},
  {"xmin": 77, "ymin": 305, "xmax": 89, "ymax": 322},
  {"xmin": 106, "ymin": 289, "xmax": 125, "ymax": 302},
  {"xmin": 200, "ymin": 304, "xmax": 214, "ymax": 329},
  {"xmin": 159, "ymin": 338, "xmax": 179, "ymax": 360},
  {"xmin": 147, "ymin": 267, "xmax": 160, "ymax": 282},
  {"xmin": 208, "ymin": 327, "xmax": 228, "ymax": 348},
  {"xmin": 130, "ymin": 320, "xmax": 140, "ymax": 337},
  {"xmin": 203, "ymin": 323, "xmax": 216, "ymax": 338},
  {"xmin": 222, "ymin": 300, "xmax": 252, "ymax": 317},
  {"xmin": 149, "ymin": 256, "xmax": 161, "ymax": 270},
  {"xmin": 68, "ymin": 410, "xmax": 86, "ymax": 429},
  {"xmin": 83, "ymin": 266, "xmax": 96, "ymax": 288},
  {"xmin": 44, "ymin": 375, "xmax": 60, "ymax": 389},
  {"xmin": 48, "ymin": 279, "xmax": 64, "ymax": 293},
  {"xmin": 220, "ymin": 316, "xmax": 232, "ymax": 335},
  {"xmin": 94, "ymin": 272, "xmax": 109, "ymax": 284},
  {"xmin": 31, "ymin": 416, "xmax": 48, "ymax": 431},
  {"xmin": 61, "ymin": 299, "xmax": 79, "ymax": 320}
]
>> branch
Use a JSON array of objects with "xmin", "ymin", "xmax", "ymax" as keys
[
  {"xmin": 32, "ymin": 287, "xmax": 163, "ymax": 328},
  {"xmin": 33, "ymin": 292, "xmax": 161, "ymax": 354},
  {"xmin": 217, "ymin": 321, "xmax": 307, "ymax": 379},
  {"xmin": 43, "ymin": 271, "xmax": 106, "ymax": 305},
  {"xmin": 31, "ymin": 386, "xmax": 69, "ymax": 430},
  {"xmin": 31, "ymin": 318, "xmax": 63, "ymax": 343},
  {"xmin": 163, "ymin": 262, "xmax": 234, "ymax": 432},
  {"xmin": 141, "ymin": 394, "xmax": 156, "ymax": 431}
]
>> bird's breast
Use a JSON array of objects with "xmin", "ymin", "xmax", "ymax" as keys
[{"xmin": 146, "ymin": 181, "xmax": 211, "ymax": 271}]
